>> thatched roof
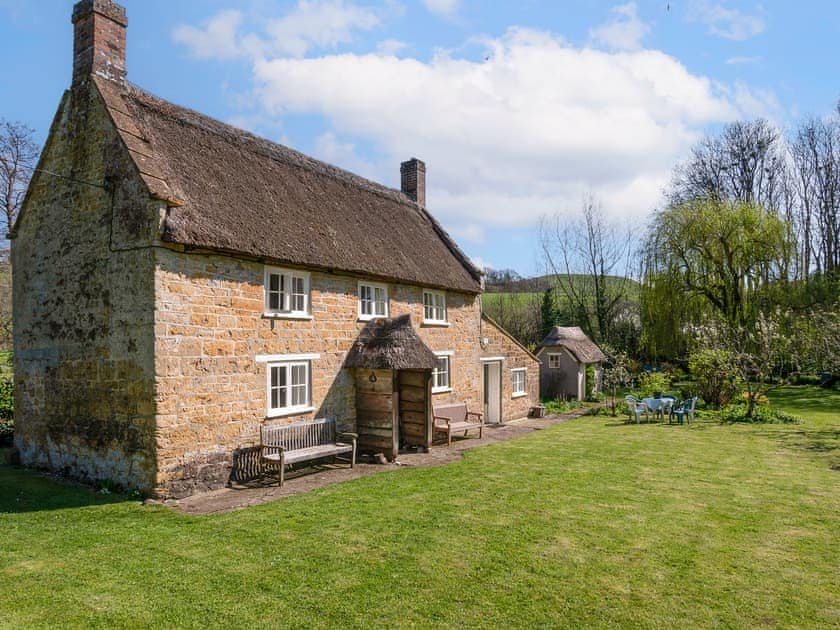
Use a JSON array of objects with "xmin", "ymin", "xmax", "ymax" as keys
[
  {"xmin": 344, "ymin": 315, "xmax": 438, "ymax": 370},
  {"xmin": 537, "ymin": 326, "xmax": 606, "ymax": 364},
  {"xmin": 94, "ymin": 77, "xmax": 483, "ymax": 294}
]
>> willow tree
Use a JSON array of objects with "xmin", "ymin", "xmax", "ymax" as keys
[{"xmin": 643, "ymin": 198, "xmax": 791, "ymax": 331}]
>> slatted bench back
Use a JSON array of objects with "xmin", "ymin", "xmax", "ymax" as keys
[
  {"xmin": 261, "ymin": 417, "xmax": 336, "ymax": 451},
  {"xmin": 433, "ymin": 403, "xmax": 467, "ymax": 424}
]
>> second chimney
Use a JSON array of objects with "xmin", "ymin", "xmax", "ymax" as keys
[
  {"xmin": 400, "ymin": 158, "xmax": 426, "ymax": 207},
  {"xmin": 72, "ymin": 0, "xmax": 128, "ymax": 87}
]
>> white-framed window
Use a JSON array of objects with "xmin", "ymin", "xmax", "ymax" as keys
[
  {"xmin": 259, "ymin": 354, "xmax": 318, "ymax": 417},
  {"xmin": 432, "ymin": 350, "xmax": 453, "ymax": 393},
  {"xmin": 358, "ymin": 281, "xmax": 389, "ymax": 320},
  {"xmin": 422, "ymin": 290, "xmax": 447, "ymax": 324},
  {"xmin": 548, "ymin": 353, "xmax": 562, "ymax": 369},
  {"xmin": 511, "ymin": 368, "xmax": 527, "ymax": 397},
  {"xmin": 264, "ymin": 266, "xmax": 310, "ymax": 318}
]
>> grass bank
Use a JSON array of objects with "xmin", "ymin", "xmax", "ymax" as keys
[{"xmin": 0, "ymin": 387, "xmax": 837, "ymax": 627}]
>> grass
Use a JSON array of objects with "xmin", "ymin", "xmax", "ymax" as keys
[{"xmin": 1, "ymin": 387, "xmax": 838, "ymax": 627}]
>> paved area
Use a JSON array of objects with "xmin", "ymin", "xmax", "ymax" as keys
[{"xmin": 168, "ymin": 410, "xmax": 589, "ymax": 515}]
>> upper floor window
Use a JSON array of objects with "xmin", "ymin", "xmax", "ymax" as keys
[
  {"xmin": 265, "ymin": 266, "xmax": 310, "ymax": 318},
  {"xmin": 423, "ymin": 290, "xmax": 447, "ymax": 324},
  {"xmin": 548, "ymin": 353, "xmax": 562, "ymax": 369},
  {"xmin": 512, "ymin": 368, "xmax": 527, "ymax": 397},
  {"xmin": 358, "ymin": 282, "xmax": 389, "ymax": 320}
]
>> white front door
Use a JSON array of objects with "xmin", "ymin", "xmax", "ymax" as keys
[{"xmin": 484, "ymin": 361, "xmax": 502, "ymax": 424}]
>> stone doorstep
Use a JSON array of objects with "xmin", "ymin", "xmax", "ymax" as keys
[{"xmin": 168, "ymin": 409, "xmax": 590, "ymax": 516}]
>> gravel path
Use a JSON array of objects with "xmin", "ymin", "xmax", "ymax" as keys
[{"xmin": 168, "ymin": 410, "xmax": 589, "ymax": 515}]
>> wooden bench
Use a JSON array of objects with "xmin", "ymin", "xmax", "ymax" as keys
[
  {"xmin": 260, "ymin": 417, "xmax": 357, "ymax": 486},
  {"xmin": 433, "ymin": 402, "xmax": 484, "ymax": 446}
]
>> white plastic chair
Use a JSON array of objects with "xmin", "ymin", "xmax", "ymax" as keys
[{"xmin": 624, "ymin": 395, "xmax": 649, "ymax": 424}]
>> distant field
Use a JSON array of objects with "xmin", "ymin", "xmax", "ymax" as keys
[{"xmin": 482, "ymin": 292, "xmax": 540, "ymax": 307}]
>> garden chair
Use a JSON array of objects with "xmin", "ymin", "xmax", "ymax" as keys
[
  {"xmin": 624, "ymin": 395, "xmax": 649, "ymax": 424},
  {"xmin": 672, "ymin": 396, "xmax": 697, "ymax": 425}
]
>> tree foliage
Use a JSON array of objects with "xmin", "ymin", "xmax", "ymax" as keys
[
  {"xmin": 0, "ymin": 119, "xmax": 39, "ymax": 237},
  {"xmin": 643, "ymin": 199, "xmax": 792, "ymax": 333},
  {"xmin": 688, "ymin": 348, "xmax": 741, "ymax": 408},
  {"xmin": 540, "ymin": 197, "xmax": 635, "ymax": 345}
]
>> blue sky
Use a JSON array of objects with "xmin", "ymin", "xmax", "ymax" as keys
[{"xmin": 1, "ymin": 1, "xmax": 838, "ymax": 276}]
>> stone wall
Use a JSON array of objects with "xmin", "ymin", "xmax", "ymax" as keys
[
  {"xmin": 12, "ymin": 83, "xmax": 158, "ymax": 492},
  {"xmin": 153, "ymin": 250, "xmax": 540, "ymax": 497},
  {"xmin": 481, "ymin": 316, "xmax": 541, "ymax": 420}
]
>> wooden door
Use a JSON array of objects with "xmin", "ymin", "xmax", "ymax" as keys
[
  {"xmin": 355, "ymin": 368, "xmax": 398, "ymax": 460},
  {"xmin": 397, "ymin": 369, "xmax": 431, "ymax": 449}
]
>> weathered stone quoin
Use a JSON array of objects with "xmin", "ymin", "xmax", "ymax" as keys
[{"xmin": 11, "ymin": 0, "xmax": 540, "ymax": 498}]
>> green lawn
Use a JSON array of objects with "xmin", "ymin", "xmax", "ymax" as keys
[{"xmin": 1, "ymin": 387, "xmax": 838, "ymax": 628}]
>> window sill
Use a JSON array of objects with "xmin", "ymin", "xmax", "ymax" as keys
[
  {"xmin": 263, "ymin": 312, "xmax": 314, "ymax": 321},
  {"xmin": 432, "ymin": 387, "xmax": 452, "ymax": 395},
  {"xmin": 265, "ymin": 406, "xmax": 315, "ymax": 419},
  {"xmin": 422, "ymin": 320, "xmax": 450, "ymax": 327},
  {"xmin": 512, "ymin": 392, "xmax": 527, "ymax": 399},
  {"xmin": 357, "ymin": 315, "xmax": 388, "ymax": 322}
]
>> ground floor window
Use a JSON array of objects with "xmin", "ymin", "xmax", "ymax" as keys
[
  {"xmin": 256, "ymin": 353, "xmax": 319, "ymax": 417},
  {"xmin": 432, "ymin": 351, "xmax": 453, "ymax": 393},
  {"xmin": 511, "ymin": 368, "xmax": 527, "ymax": 397}
]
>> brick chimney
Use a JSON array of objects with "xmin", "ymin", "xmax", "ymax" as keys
[
  {"xmin": 400, "ymin": 158, "xmax": 426, "ymax": 207},
  {"xmin": 72, "ymin": 0, "xmax": 128, "ymax": 87}
]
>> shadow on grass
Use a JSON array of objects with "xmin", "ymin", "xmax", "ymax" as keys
[
  {"xmin": 0, "ymin": 453, "xmax": 133, "ymax": 514},
  {"xmin": 753, "ymin": 427, "xmax": 840, "ymax": 470}
]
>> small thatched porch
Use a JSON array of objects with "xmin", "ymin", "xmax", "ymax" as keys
[{"xmin": 344, "ymin": 315, "xmax": 438, "ymax": 460}]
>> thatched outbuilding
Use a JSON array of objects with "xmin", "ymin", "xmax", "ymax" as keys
[
  {"xmin": 536, "ymin": 327, "xmax": 606, "ymax": 401},
  {"xmin": 345, "ymin": 316, "xmax": 437, "ymax": 459},
  {"xmin": 345, "ymin": 315, "xmax": 438, "ymax": 371}
]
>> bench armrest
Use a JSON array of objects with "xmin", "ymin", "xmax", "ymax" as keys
[
  {"xmin": 337, "ymin": 431, "xmax": 358, "ymax": 441},
  {"xmin": 261, "ymin": 444, "xmax": 286, "ymax": 457},
  {"xmin": 433, "ymin": 415, "xmax": 452, "ymax": 428},
  {"xmin": 466, "ymin": 411, "xmax": 484, "ymax": 423}
]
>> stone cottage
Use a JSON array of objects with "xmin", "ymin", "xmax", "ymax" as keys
[
  {"xmin": 10, "ymin": 0, "xmax": 540, "ymax": 498},
  {"xmin": 536, "ymin": 326, "xmax": 605, "ymax": 401}
]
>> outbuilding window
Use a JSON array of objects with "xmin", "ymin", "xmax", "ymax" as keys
[
  {"xmin": 511, "ymin": 368, "xmax": 527, "ymax": 397},
  {"xmin": 432, "ymin": 351, "xmax": 453, "ymax": 393},
  {"xmin": 548, "ymin": 353, "xmax": 562, "ymax": 369},
  {"xmin": 265, "ymin": 266, "xmax": 310, "ymax": 318},
  {"xmin": 358, "ymin": 282, "xmax": 389, "ymax": 320},
  {"xmin": 423, "ymin": 290, "xmax": 447, "ymax": 324}
]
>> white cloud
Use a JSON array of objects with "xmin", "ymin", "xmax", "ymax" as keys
[
  {"xmin": 376, "ymin": 38, "xmax": 409, "ymax": 56},
  {"xmin": 172, "ymin": 1, "xmax": 380, "ymax": 60},
  {"xmin": 687, "ymin": 2, "xmax": 765, "ymax": 41},
  {"xmin": 730, "ymin": 81, "xmax": 783, "ymax": 120},
  {"xmin": 423, "ymin": 0, "xmax": 460, "ymax": 18},
  {"xmin": 725, "ymin": 55, "xmax": 761, "ymax": 65},
  {"xmin": 265, "ymin": 0, "xmax": 380, "ymax": 57},
  {"xmin": 312, "ymin": 132, "xmax": 380, "ymax": 180},
  {"xmin": 172, "ymin": 10, "xmax": 243, "ymax": 60},
  {"xmin": 589, "ymin": 2, "xmax": 651, "ymax": 51},
  {"xmin": 468, "ymin": 254, "xmax": 494, "ymax": 271},
  {"xmin": 248, "ymin": 27, "xmax": 741, "ymax": 232}
]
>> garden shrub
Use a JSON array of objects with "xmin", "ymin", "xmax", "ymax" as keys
[
  {"xmin": 718, "ymin": 402, "xmax": 800, "ymax": 424},
  {"xmin": 542, "ymin": 398, "xmax": 584, "ymax": 415},
  {"xmin": 585, "ymin": 364, "xmax": 596, "ymax": 401},
  {"xmin": 637, "ymin": 370, "xmax": 672, "ymax": 397},
  {"xmin": 688, "ymin": 348, "xmax": 741, "ymax": 407},
  {"xmin": 0, "ymin": 377, "xmax": 12, "ymax": 446}
]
